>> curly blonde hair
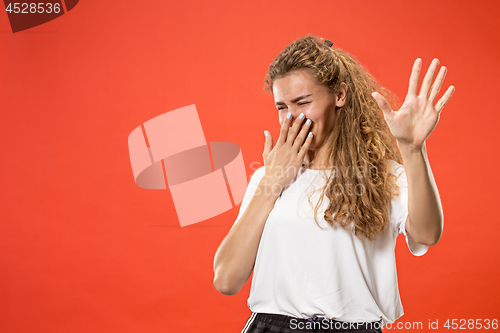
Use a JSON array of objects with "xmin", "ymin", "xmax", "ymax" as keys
[{"xmin": 263, "ymin": 34, "xmax": 403, "ymax": 240}]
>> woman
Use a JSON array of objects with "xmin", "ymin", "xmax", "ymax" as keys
[{"xmin": 213, "ymin": 34, "xmax": 454, "ymax": 333}]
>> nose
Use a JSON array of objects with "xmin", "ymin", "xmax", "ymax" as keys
[
  {"xmin": 286, "ymin": 107, "xmax": 304, "ymax": 124},
  {"xmin": 288, "ymin": 106, "xmax": 301, "ymax": 120},
  {"xmin": 279, "ymin": 107, "xmax": 303, "ymax": 126}
]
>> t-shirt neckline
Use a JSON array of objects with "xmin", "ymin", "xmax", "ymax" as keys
[{"xmin": 302, "ymin": 166, "xmax": 333, "ymax": 172}]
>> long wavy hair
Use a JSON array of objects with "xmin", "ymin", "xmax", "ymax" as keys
[{"xmin": 263, "ymin": 34, "xmax": 403, "ymax": 240}]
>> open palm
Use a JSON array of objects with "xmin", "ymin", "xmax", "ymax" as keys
[{"xmin": 372, "ymin": 58, "xmax": 455, "ymax": 149}]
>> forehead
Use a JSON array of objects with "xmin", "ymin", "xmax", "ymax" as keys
[{"xmin": 272, "ymin": 69, "xmax": 322, "ymax": 101}]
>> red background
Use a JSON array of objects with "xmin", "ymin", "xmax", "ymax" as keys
[{"xmin": 1, "ymin": 0, "xmax": 499, "ymax": 332}]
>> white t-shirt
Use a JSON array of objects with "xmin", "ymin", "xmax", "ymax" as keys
[{"xmin": 230, "ymin": 160, "xmax": 428, "ymax": 325}]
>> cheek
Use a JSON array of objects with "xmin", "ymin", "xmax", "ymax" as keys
[
  {"xmin": 303, "ymin": 107, "xmax": 324, "ymax": 124},
  {"xmin": 306, "ymin": 110, "xmax": 333, "ymax": 133},
  {"xmin": 304, "ymin": 113, "xmax": 322, "ymax": 132}
]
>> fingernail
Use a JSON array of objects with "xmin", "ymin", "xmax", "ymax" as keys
[
  {"xmin": 308, "ymin": 132, "xmax": 313, "ymax": 137},
  {"xmin": 305, "ymin": 119, "xmax": 311, "ymax": 125},
  {"xmin": 299, "ymin": 113, "xmax": 304, "ymax": 119},
  {"xmin": 287, "ymin": 112, "xmax": 291, "ymax": 119},
  {"xmin": 264, "ymin": 130, "xmax": 268, "ymax": 137}
]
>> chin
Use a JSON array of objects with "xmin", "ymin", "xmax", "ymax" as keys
[
  {"xmin": 308, "ymin": 141, "xmax": 318, "ymax": 150},
  {"xmin": 311, "ymin": 134, "xmax": 320, "ymax": 146}
]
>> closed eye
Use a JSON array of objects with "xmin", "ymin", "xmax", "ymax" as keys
[{"xmin": 277, "ymin": 101, "xmax": 311, "ymax": 111}]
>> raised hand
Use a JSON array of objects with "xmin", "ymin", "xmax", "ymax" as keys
[
  {"xmin": 262, "ymin": 112, "xmax": 313, "ymax": 194},
  {"xmin": 371, "ymin": 58, "xmax": 455, "ymax": 150}
]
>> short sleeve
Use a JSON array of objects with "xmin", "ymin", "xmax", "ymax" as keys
[
  {"xmin": 229, "ymin": 166, "xmax": 266, "ymax": 231},
  {"xmin": 392, "ymin": 162, "xmax": 429, "ymax": 256}
]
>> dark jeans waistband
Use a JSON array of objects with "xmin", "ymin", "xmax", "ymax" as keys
[{"xmin": 254, "ymin": 312, "xmax": 382, "ymax": 331}]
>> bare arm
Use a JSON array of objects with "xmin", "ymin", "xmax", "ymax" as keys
[
  {"xmin": 400, "ymin": 141, "xmax": 443, "ymax": 246},
  {"xmin": 213, "ymin": 110, "xmax": 315, "ymax": 295},
  {"xmin": 213, "ymin": 177, "xmax": 279, "ymax": 295},
  {"xmin": 372, "ymin": 58, "xmax": 454, "ymax": 248}
]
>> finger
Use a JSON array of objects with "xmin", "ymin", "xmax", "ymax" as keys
[
  {"xmin": 419, "ymin": 58, "xmax": 440, "ymax": 98},
  {"xmin": 408, "ymin": 58, "xmax": 422, "ymax": 96},
  {"xmin": 277, "ymin": 112, "xmax": 293, "ymax": 146},
  {"xmin": 435, "ymin": 86, "xmax": 455, "ymax": 114},
  {"xmin": 292, "ymin": 118, "xmax": 313, "ymax": 152},
  {"xmin": 286, "ymin": 112, "xmax": 306, "ymax": 146},
  {"xmin": 263, "ymin": 130, "xmax": 273, "ymax": 157},
  {"xmin": 428, "ymin": 66, "xmax": 447, "ymax": 103},
  {"xmin": 298, "ymin": 131, "xmax": 313, "ymax": 160},
  {"xmin": 371, "ymin": 92, "xmax": 393, "ymax": 122}
]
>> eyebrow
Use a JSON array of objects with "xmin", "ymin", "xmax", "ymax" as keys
[{"xmin": 275, "ymin": 94, "xmax": 312, "ymax": 106}]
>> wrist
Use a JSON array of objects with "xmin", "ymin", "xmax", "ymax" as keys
[
  {"xmin": 397, "ymin": 140, "xmax": 426, "ymax": 158},
  {"xmin": 257, "ymin": 175, "xmax": 283, "ymax": 201}
]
